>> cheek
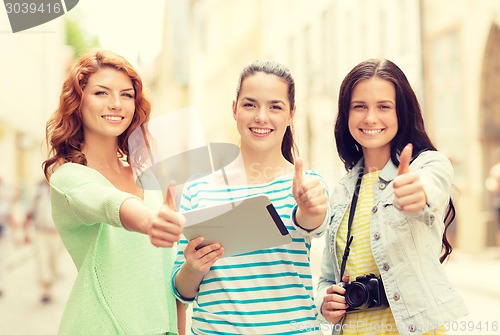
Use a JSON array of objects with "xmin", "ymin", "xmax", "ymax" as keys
[
  {"xmin": 125, "ymin": 99, "xmax": 136, "ymax": 110},
  {"xmin": 80, "ymin": 96, "xmax": 101, "ymax": 115},
  {"xmin": 385, "ymin": 113, "xmax": 399, "ymax": 130},
  {"xmin": 80, "ymin": 104, "xmax": 91, "ymax": 122},
  {"xmin": 234, "ymin": 111, "xmax": 250, "ymax": 125},
  {"xmin": 347, "ymin": 116, "xmax": 358, "ymax": 134}
]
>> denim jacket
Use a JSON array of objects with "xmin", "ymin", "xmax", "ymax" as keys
[{"xmin": 316, "ymin": 151, "xmax": 468, "ymax": 335}]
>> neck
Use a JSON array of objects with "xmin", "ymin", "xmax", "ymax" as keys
[
  {"xmin": 83, "ymin": 136, "xmax": 123, "ymax": 173},
  {"xmin": 362, "ymin": 147, "xmax": 390, "ymax": 172},
  {"xmin": 238, "ymin": 147, "xmax": 293, "ymax": 184}
]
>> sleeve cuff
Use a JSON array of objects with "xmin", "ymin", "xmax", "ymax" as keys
[
  {"xmin": 171, "ymin": 266, "xmax": 195, "ymax": 304},
  {"xmin": 291, "ymin": 205, "xmax": 329, "ymax": 237}
]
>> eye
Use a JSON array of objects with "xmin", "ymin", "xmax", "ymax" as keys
[
  {"xmin": 270, "ymin": 105, "xmax": 283, "ymax": 110},
  {"xmin": 122, "ymin": 92, "xmax": 135, "ymax": 98},
  {"xmin": 379, "ymin": 105, "xmax": 392, "ymax": 110},
  {"xmin": 95, "ymin": 91, "xmax": 107, "ymax": 96},
  {"xmin": 352, "ymin": 104, "xmax": 366, "ymax": 110},
  {"xmin": 243, "ymin": 102, "xmax": 256, "ymax": 108}
]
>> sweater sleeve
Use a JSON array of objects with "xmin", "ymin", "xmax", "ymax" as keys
[{"xmin": 50, "ymin": 163, "xmax": 138, "ymax": 228}]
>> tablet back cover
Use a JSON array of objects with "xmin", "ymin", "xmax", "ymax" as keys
[{"xmin": 182, "ymin": 195, "xmax": 291, "ymax": 257}]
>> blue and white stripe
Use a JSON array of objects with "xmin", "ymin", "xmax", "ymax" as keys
[{"xmin": 173, "ymin": 171, "xmax": 329, "ymax": 334}]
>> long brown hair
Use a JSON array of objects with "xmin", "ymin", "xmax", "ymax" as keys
[
  {"xmin": 43, "ymin": 49, "xmax": 151, "ymax": 180},
  {"xmin": 335, "ymin": 59, "xmax": 455, "ymax": 263}
]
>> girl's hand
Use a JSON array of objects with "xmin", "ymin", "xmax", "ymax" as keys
[
  {"xmin": 184, "ymin": 237, "xmax": 224, "ymax": 274},
  {"xmin": 148, "ymin": 204, "xmax": 185, "ymax": 248},
  {"xmin": 393, "ymin": 144, "xmax": 427, "ymax": 213},
  {"xmin": 292, "ymin": 157, "xmax": 328, "ymax": 228},
  {"xmin": 322, "ymin": 276, "xmax": 350, "ymax": 323},
  {"xmin": 149, "ymin": 186, "xmax": 185, "ymax": 248}
]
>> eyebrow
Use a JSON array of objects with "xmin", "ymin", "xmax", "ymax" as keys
[
  {"xmin": 351, "ymin": 99, "xmax": 395, "ymax": 104},
  {"xmin": 241, "ymin": 97, "xmax": 286, "ymax": 105},
  {"xmin": 94, "ymin": 85, "xmax": 134, "ymax": 92}
]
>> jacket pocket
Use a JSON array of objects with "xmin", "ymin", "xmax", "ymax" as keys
[{"xmin": 382, "ymin": 201, "xmax": 410, "ymax": 227}]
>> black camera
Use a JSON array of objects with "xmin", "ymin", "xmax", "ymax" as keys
[{"xmin": 339, "ymin": 274, "xmax": 389, "ymax": 313}]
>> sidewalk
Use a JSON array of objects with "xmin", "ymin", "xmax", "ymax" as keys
[
  {"xmin": 442, "ymin": 248, "xmax": 500, "ymax": 335},
  {"xmin": 310, "ymin": 240, "xmax": 500, "ymax": 335},
  {"xmin": 1, "ymin": 238, "xmax": 499, "ymax": 335},
  {"xmin": 0, "ymin": 240, "xmax": 76, "ymax": 335},
  {"xmin": 445, "ymin": 247, "xmax": 500, "ymax": 298}
]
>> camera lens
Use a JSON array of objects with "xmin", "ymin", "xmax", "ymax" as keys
[{"xmin": 345, "ymin": 282, "xmax": 370, "ymax": 309}]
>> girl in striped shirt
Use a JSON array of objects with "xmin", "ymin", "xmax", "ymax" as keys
[{"xmin": 173, "ymin": 61, "xmax": 330, "ymax": 334}]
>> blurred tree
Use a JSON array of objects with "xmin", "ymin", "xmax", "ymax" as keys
[{"xmin": 65, "ymin": 16, "xmax": 99, "ymax": 58}]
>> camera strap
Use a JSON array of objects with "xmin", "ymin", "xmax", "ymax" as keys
[{"xmin": 339, "ymin": 170, "xmax": 364, "ymax": 280}]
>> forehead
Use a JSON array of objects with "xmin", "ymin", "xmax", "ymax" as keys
[
  {"xmin": 240, "ymin": 72, "xmax": 289, "ymax": 100},
  {"xmin": 86, "ymin": 67, "xmax": 133, "ymax": 87},
  {"xmin": 351, "ymin": 77, "xmax": 395, "ymax": 100}
]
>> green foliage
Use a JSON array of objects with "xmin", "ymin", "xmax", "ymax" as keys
[{"xmin": 64, "ymin": 16, "xmax": 100, "ymax": 58}]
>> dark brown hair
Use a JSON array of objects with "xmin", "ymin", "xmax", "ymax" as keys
[{"xmin": 334, "ymin": 58, "xmax": 455, "ymax": 262}]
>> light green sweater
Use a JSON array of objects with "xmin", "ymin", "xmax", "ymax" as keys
[{"xmin": 50, "ymin": 163, "xmax": 177, "ymax": 335}]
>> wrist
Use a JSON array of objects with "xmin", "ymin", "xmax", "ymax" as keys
[{"xmin": 292, "ymin": 206, "xmax": 314, "ymax": 232}]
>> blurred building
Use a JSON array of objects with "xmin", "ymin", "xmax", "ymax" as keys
[
  {"xmin": 151, "ymin": 0, "xmax": 500, "ymax": 253},
  {"xmin": 0, "ymin": 15, "xmax": 69, "ymax": 190},
  {"xmin": 421, "ymin": 0, "xmax": 500, "ymax": 252},
  {"xmin": 150, "ymin": 0, "xmax": 424, "ymax": 184}
]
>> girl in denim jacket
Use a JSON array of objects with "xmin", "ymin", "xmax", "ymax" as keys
[{"xmin": 316, "ymin": 59, "xmax": 468, "ymax": 335}]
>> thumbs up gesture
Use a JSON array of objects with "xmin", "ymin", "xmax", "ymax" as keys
[
  {"xmin": 292, "ymin": 157, "xmax": 328, "ymax": 230},
  {"xmin": 393, "ymin": 144, "xmax": 426, "ymax": 213},
  {"xmin": 148, "ymin": 184, "xmax": 185, "ymax": 248}
]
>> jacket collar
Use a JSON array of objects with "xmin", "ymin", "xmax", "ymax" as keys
[{"xmin": 349, "ymin": 157, "xmax": 399, "ymax": 184}]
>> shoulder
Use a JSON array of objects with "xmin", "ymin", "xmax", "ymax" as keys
[
  {"xmin": 331, "ymin": 168, "xmax": 355, "ymax": 193},
  {"xmin": 51, "ymin": 163, "xmax": 97, "ymax": 180},
  {"xmin": 413, "ymin": 150, "xmax": 452, "ymax": 171},
  {"xmin": 304, "ymin": 169, "xmax": 329, "ymax": 184},
  {"xmin": 50, "ymin": 163, "xmax": 108, "ymax": 192},
  {"xmin": 304, "ymin": 169, "xmax": 322, "ymax": 178}
]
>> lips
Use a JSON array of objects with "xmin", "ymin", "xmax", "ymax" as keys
[
  {"xmin": 250, "ymin": 127, "xmax": 273, "ymax": 135},
  {"xmin": 361, "ymin": 128, "xmax": 383, "ymax": 135},
  {"xmin": 102, "ymin": 115, "xmax": 124, "ymax": 121}
]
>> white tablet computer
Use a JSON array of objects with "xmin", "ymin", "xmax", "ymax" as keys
[{"xmin": 182, "ymin": 195, "xmax": 292, "ymax": 257}]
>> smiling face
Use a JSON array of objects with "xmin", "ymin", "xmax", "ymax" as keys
[
  {"xmin": 348, "ymin": 77, "xmax": 398, "ymax": 164},
  {"xmin": 232, "ymin": 72, "xmax": 295, "ymax": 160},
  {"xmin": 80, "ymin": 67, "xmax": 135, "ymax": 144}
]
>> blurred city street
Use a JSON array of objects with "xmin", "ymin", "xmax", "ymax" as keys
[
  {"xmin": 309, "ymin": 241, "xmax": 500, "ymax": 335},
  {"xmin": 1, "ymin": 0, "xmax": 500, "ymax": 334},
  {"xmin": 1, "ymin": 236, "xmax": 499, "ymax": 334},
  {"xmin": 0, "ymin": 235, "xmax": 76, "ymax": 335}
]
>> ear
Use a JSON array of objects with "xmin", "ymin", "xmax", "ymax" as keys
[
  {"xmin": 232, "ymin": 100, "xmax": 237, "ymax": 120},
  {"xmin": 289, "ymin": 106, "xmax": 296, "ymax": 124}
]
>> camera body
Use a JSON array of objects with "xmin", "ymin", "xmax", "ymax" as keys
[{"xmin": 339, "ymin": 274, "xmax": 389, "ymax": 313}]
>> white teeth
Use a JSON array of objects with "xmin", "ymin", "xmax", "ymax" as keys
[
  {"xmin": 362, "ymin": 129, "xmax": 382, "ymax": 135},
  {"xmin": 251, "ymin": 128, "xmax": 271, "ymax": 134},
  {"xmin": 102, "ymin": 116, "xmax": 123, "ymax": 121}
]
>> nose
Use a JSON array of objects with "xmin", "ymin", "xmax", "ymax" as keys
[
  {"xmin": 108, "ymin": 93, "xmax": 122, "ymax": 111},
  {"xmin": 254, "ymin": 106, "xmax": 269, "ymax": 123},
  {"xmin": 363, "ymin": 108, "xmax": 377, "ymax": 124}
]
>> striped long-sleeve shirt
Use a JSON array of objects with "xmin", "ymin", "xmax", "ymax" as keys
[{"xmin": 173, "ymin": 171, "xmax": 330, "ymax": 335}]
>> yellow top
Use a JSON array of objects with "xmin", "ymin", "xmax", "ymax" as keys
[{"xmin": 335, "ymin": 171, "xmax": 446, "ymax": 335}]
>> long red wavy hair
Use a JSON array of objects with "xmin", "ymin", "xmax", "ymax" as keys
[{"xmin": 43, "ymin": 50, "xmax": 151, "ymax": 180}]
